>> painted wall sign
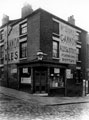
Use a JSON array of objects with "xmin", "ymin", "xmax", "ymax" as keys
[
  {"xmin": 4, "ymin": 24, "xmax": 19, "ymax": 64},
  {"xmin": 59, "ymin": 22, "xmax": 79, "ymax": 64}
]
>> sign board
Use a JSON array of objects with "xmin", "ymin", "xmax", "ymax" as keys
[
  {"xmin": 11, "ymin": 68, "xmax": 17, "ymax": 73},
  {"xmin": 21, "ymin": 77, "xmax": 31, "ymax": 84},
  {"xmin": 66, "ymin": 69, "xmax": 71, "ymax": 79},
  {"xmin": 54, "ymin": 68, "xmax": 60, "ymax": 73},
  {"xmin": 23, "ymin": 68, "xmax": 28, "ymax": 73}
]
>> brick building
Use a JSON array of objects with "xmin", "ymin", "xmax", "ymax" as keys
[{"xmin": 0, "ymin": 8, "xmax": 88, "ymax": 96}]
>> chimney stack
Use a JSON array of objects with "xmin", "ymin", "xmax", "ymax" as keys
[
  {"xmin": 68, "ymin": 15, "xmax": 75, "ymax": 25},
  {"xmin": 21, "ymin": 3, "xmax": 33, "ymax": 18},
  {"xmin": 2, "ymin": 14, "xmax": 9, "ymax": 25}
]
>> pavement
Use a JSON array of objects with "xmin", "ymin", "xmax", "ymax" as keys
[{"xmin": 0, "ymin": 86, "xmax": 89, "ymax": 106}]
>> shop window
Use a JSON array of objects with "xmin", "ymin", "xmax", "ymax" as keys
[
  {"xmin": 53, "ymin": 41, "xmax": 59, "ymax": 58},
  {"xmin": 20, "ymin": 41, "xmax": 27, "ymax": 58},
  {"xmin": 20, "ymin": 68, "xmax": 31, "ymax": 84},
  {"xmin": 53, "ymin": 20, "xmax": 59, "ymax": 36},
  {"xmin": 50, "ymin": 68, "xmax": 64, "ymax": 88},
  {"xmin": 74, "ymin": 70, "xmax": 82, "ymax": 84},
  {"xmin": 20, "ymin": 22, "xmax": 27, "ymax": 35}
]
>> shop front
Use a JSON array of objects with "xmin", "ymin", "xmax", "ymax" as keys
[{"xmin": 17, "ymin": 60, "xmax": 68, "ymax": 96}]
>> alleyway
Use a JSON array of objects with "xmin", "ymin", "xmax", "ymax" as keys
[{"xmin": 0, "ymin": 93, "xmax": 89, "ymax": 120}]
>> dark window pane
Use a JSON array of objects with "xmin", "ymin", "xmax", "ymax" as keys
[
  {"xmin": 53, "ymin": 21, "xmax": 59, "ymax": 35},
  {"xmin": 20, "ymin": 41, "xmax": 27, "ymax": 58}
]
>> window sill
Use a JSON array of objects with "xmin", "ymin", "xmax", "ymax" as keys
[
  {"xmin": 52, "ymin": 33, "xmax": 60, "ymax": 38},
  {"xmin": 19, "ymin": 33, "xmax": 27, "ymax": 37},
  {"xmin": 52, "ymin": 57, "xmax": 60, "ymax": 60},
  {"xmin": 77, "ymin": 61, "xmax": 82, "ymax": 63},
  {"xmin": 20, "ymin": 57, "xmax": 27, "ymax": 60}
]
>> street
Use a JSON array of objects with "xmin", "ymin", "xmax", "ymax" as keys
[{"xmin": 0, "ymin": 93, "xmax": 89, "ymax": 120}]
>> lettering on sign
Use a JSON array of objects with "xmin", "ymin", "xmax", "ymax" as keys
[
  {"xmin": 4, "ymin": 37, "xmax": 19, "ymax": 64},
  {"xmin": 59, "ymin": 22, "xmax": 79, "ymax": 64}
]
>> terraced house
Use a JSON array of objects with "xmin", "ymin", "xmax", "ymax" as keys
[{"xmin": 0, "ymin": 5, "xmax": 88, "ymax": 96}]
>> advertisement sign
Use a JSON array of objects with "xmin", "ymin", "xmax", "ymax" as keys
[
  {"xmin": 23, "ymin": 68, "xmax": 28, "ymax": 73},
  {"xmin": 54, "ymin": 68, "xmax": 60, "ymax": 73},
  {"xmin": 59, "ymin": 22, "xmax": 78, "ymax": 64},
  {"xmin": 66, "ymin": 69, "xmax": 72, "ymax": 79},
  {"xmin": 4, "ymin": 24, "xmax": 19, "ymax": 64},
  {"xmin": 21, "ymin": 77, "xmax": 31, "ymax": 84}
]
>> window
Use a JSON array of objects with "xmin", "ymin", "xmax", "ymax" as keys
[
  {"xmin": 53, "ymin": 41, "xmax": 59, "ymax": 58},
  {"xmin": 20, "ymin": 41, "xmax": 27, "ymax": 58},
  {"xmin": 53, "ymin": 20, "xmax": 59, "ymax": 35},
  {"xmin": 76, "ymin": 45, "xmax": 81, "ymax": 62},
  {"xmin": 75, "ymin": 70, "xmax": 82, "ymax": 84},
  {"xmin": 20, "ymin": 22, "xmax": 27, "ymax": 35},
  {"xmin": 0, "ymin": 45, "xmax": 4, "ymax": 64},
  {"xmin": 0, "ymin": 30, "xmax": 4, "ymax": 43}
]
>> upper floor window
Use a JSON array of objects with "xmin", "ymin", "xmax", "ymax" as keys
[
  {"xmin": 76, "ymin": 44, "xmax": 81, "ymax": 62},
  {"xmin": 0, "ymin": 30, "xmax": 4, "ymax": 42},
  {"xmin": 53, "ymin": 20, "xmax": 59, "ymax": 36},
  {"xmin": 20, "ymin": 41, "xmax": 27, "ymax": 58},
  {"xmin": 20, "ymin": 22, "xmax": 27, "ymax": 35},
  {"xmin": 52, "ymin": 41, "xmax": 59, "ymax": 58},
  {"xmin": 0, "ymin": 45, "xmax": 4, "ymax": 64}
]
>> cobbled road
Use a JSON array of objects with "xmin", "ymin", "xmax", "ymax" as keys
[{"xmin": 0, "ymin": 93, "xmax": 89, "ymax": 120}]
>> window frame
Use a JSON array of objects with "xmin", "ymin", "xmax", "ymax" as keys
[
  {"xmin": 0, "ymin": 30, "xmax": 4, "ymax": 43},
  {"xmin": 20, "ymin": 41, "xmax": 27, "ymax": 59},
  {"xmin": 53, "ymin": 20, "xmax": 59, "ymax": 37},
  {"xmin": 20, "ymin": 22, "xmax": 27, "ymax": 35},
  {"xmin": 52, "ymin": 40, "xmax": 59, "ymax": 58}
]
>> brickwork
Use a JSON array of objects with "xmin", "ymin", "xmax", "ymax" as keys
[
  {"xmin": 27, "ymin": 12, "xmax": 40, "ymax": 60},
  {"xmin": 40, "ymin": 10, "xmax": 53, "ymax": 60}
]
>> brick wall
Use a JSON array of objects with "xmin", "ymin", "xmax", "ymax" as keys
[
  {"xmin": 40, "ymin": 10, "xmax": 53, "ymax": 60},
  {"xmin": 80, "ymin": 31, "xmax": 87, "ymax": 79},
  {"xmin": 27, "ymin": 12, "xmax": 40, "ymax": 61}
]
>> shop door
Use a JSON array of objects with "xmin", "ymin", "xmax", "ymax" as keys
[{"xmin": 35, "ymin": 71, "xmax": 47, "ymax": 93}]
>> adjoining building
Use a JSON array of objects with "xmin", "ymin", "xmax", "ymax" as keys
[{"xmin": 0, "ymin": 6, "xmax": 88, "ymax": 96}]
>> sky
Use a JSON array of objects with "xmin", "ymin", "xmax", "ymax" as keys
[{"xmin": 0, "ymin": 0, "xmax": 89, "ymax": 32}]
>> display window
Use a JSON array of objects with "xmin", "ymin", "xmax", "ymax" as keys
[{"xmin": 50, "ymin": 68, "xmax": 65, "ymax": 88}]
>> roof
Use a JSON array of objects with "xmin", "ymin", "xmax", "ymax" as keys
[{"xmin": 0, "ymin": 8, "xmax": 87, "ymax": 33}]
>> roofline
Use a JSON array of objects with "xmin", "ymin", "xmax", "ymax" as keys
[
  {"xmin": 39, "ymin": 8, "xmax": 87, "ymax": 33},
  {"xmin": 0, "ymin": 19, "xmax": 20, "ymax": 28},
  {"xmin": 0, "ymin": 8, "xmax": 87, "ymax": 33}
]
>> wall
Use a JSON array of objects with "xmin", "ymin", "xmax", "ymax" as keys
[
  {"xmin": 81, "ymin": 31, "xmax": 87, "ymax": 79},
  {"xmin": 27, "ymin": 13, "xmax": 40, "ymax": 60},
  {"xmin": 40, "ymin": 10, "xmax": 53, "ymax": 60}
]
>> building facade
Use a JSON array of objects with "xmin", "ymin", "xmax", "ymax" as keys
[{"xmin": 0, "ymin": 8, "xmax": 88, "ymax": 96}]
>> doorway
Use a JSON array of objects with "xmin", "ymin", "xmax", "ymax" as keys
[{"xmin": 34, "ymin": 71, "xmax": 47, "ymax": 93}]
